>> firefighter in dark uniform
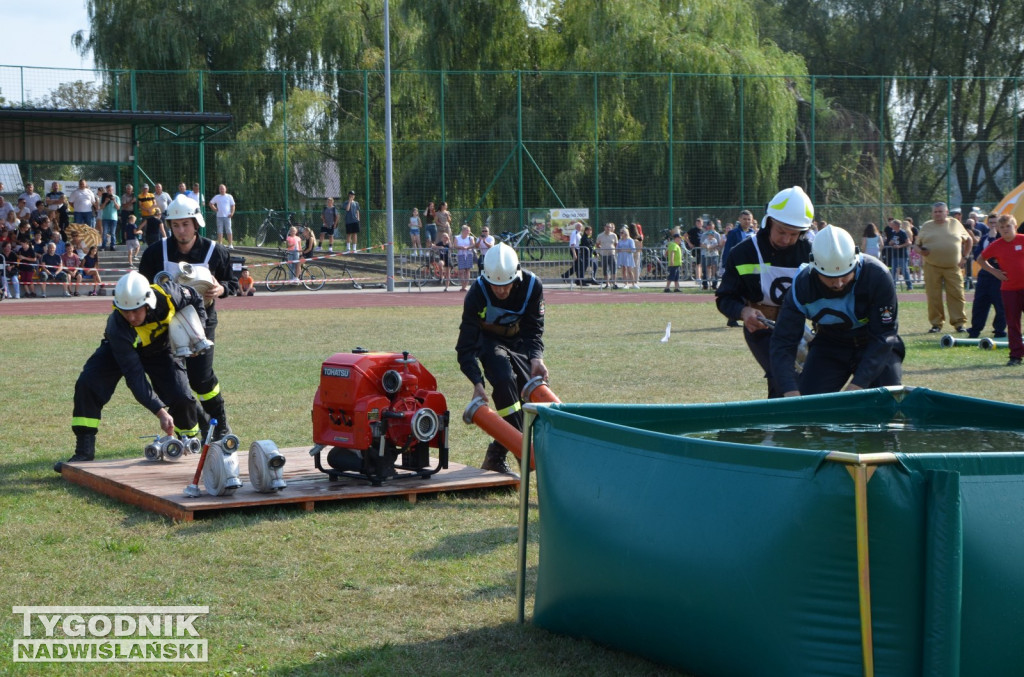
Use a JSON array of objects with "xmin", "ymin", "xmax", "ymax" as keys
[
  {"xmin": 139, "ymin": 194, "xmax": 234, "ymax": 439},
  {"xmin": 456, "ymin": 243, "xmax": 548, "ymax": 473},
  {"xmin": 715, "ymin": 186, "xmax": 815, "ymax": 398},
  {"xmin": 55, "ymin": 272, "xmax": 204, "ymax": 472},
  {"xmin": 771, "ymin": 226, "xmax": 904, "ymax": 396}
]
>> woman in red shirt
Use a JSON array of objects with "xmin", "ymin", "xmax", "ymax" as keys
[{"xmin": 978, "ymin": 214, "xmax": 1024, "ymax": 366}]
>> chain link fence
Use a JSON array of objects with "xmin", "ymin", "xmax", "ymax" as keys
[{"xmin": 3, "ymin": 65, "xmax": 1022, "ymax": 248}]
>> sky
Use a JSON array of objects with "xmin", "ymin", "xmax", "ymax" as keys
[{"xmin": 0, "ymin": 2, "xmax": 94, "ymax": 71}]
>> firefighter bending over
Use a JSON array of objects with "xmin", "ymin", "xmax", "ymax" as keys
[
  {"xmin": 55, "ymin": 271, "xmax": 205, "ymax": 472},
  {"xmin": 770, "ymin": 226, "xmax": 905, "ymax": 396},
  {"xmin": 456, "ymin": 243, "xmax": 548, "ymax": 474}
]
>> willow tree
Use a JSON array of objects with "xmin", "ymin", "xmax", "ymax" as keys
[{"xmin": 542, "ymin": 0, "xmax": 808, "ymax": 217}]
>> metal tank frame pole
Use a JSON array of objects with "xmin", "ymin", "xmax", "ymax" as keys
[{"xmin": 517, "ymin": 404, "xmax": 539, "ymax": 624}]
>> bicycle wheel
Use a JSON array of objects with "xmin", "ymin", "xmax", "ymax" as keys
[
  {"xmin": 265, "ymin": 265, "xmax": 289, "ymax": 292},
  {"xmin": 255, "ymin": 220, "xmax": 270, "ymax": 247},
  {"xmin": 520, "ymin": 235, "xmax": 543, "ymax": 261},
  {"xmin": 301, "ymin": 264, "xmax": 326, "ymax": 291}
]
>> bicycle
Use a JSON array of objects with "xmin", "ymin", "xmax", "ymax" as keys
[
  {"xmin": 265, "ymin": 257, "xmax": 326, "ymax": 291},
  {"xmin": 255, "ymin": 209, "xmax": 305, "ymax": 248},
  {"xmin": 498, "ymin": 224, "xmax": 544, "ymax": 260}
]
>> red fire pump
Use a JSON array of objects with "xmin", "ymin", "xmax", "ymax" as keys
[{"xmin": 309, "ymin": 348, "xmax": 449, "ymax": 486}]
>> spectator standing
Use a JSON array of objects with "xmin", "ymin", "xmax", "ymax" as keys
[
  {"xmin": 596, "ymin": 222, "xmax": 619, "ymax": 289},
  {"xmin": 455, "ymin": 223, "xmax": 476, "ymax": 291},
  {"xmin": 715, "ymin": 186, "xmax": 815, "ymax": 398},
  {"xmin": 16, "ymin": 238, "xmax": 38, "ymax": 297},
  {"xmin": 700, "ymin": 220, "xmax": 723, "ymax": 289},
  {"xmin": 721, "ymin": 212, "xmax": 755, "ymax": 326},
  {"xmin": 0, "ymin": 196, "xmax": 13, "ymax": 224},
  {"xmin": 887, "ymin": 220, "xmax": 912, "ymax": 290},
  {"xmin": 861, "ymin": 223, "xmax": 881, "ymax": 259},
  {"xmin": 433, "ymin": 232, "xmax": 453, "ymax": 290},
  {"xmin": 18, "ymin": 182, "xmax": 40, "ymax": 210},
  {"xmin": 120, "ymin": 184, "xmax": 136, "ymax": 235},
  {"xmin": 476, "ymin": 225, "xmax": 495, "ymax": 275},
  {"xmin": 99, "ymin": 185, "xmax": 120, "ymax": 251},
  {"xmin": 578, "ymin": 225, "xmax": 596, "ymax": 285},
  {"xmin": 285, "ymin": 226, "xmax": 301, "ymax": 280},
  {"xmin": 408, "ymin": 207, "xmax": 422, "ymax": 250},
  {"xmin": 320, "ymin": 197, "xmax": 338, "ymax": 252},
  {"xmin": 423, "ymin": 201, "xmax": 437, "ymax": 244},
  {"xmin": 664, "ymin": 232, "xmax": 684, "ymax": 292},
  {"xmin": 153, "ymin": 183, "xmax": 172, "ymax": 217},
  {"xmin": 915, "ymin": 202, "xmax": 973, "ymax": 333},
  {"xmin": 617, "ymin": 226, "xmax": 638, "ymax": 289},
  {"xmin": 343, "ymin": 190, "xmax": 361, "ymax": 253},
  {"xmin": 2, "ymin": 241, "xmax": 20, "ymax": 298},
  {"xmin": 435, "ymin": 202, "xmax": 453, "ymax": 243},
  {"xmin": 69, "ymin": 180, "xmax": 97, "ymax": 227},
  {"xmin": 977, "ymin": 215, "xmax": 1024, "ymax": 366},
  {"xmin": 124, "ymin": 215, "xmax": 142, "ymax": 268},
  {"xmin": 46, "ymin": 182, "xmax": 68, "ymax": 232},
  {"xmin": 208, "ymin": 184, "xmax": 236, "ymax": 249},
  {"xmin": 563, "ymin": 221, "xmax": 583, "ymax": 285},
  {"xmin": 299, "ymin": 225, "xmax": 317, "ymax": 260},
  {"xmin": 685, "ymin": 217, "xmax": 703, "ymax": 285},
  {"xmin": 968, "ymin": 214, "xmax": 1006, "ymax": 339},
  {"xmin": 137, "ymin": 184, "xmax": 155, "ymax": 221}
]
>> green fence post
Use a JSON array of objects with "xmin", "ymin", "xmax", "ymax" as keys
[
  {"xmin": 739, "ymin": 75, "xmax": 745, "ymax": 207},
  {"xmin": 198, "ymin": 70, "xmax": 206, "ymax": 237},
  {"xmin": 593, "ymin": 72, "xmax": 599, "ymax": 226},
  {"xmin": 517, "ymin": 70, "xmax": 524, "ymax": 232},
  {"xmin": 440, "ymin": 70, "xmax": 446, "ymax": 204},
  {"xmin": 668, "ymin": 73, "xmax": 674, "ymax": 226},
  {"xmin": 364, "ymin": 69, "xmax": 371, "ymax": 236},
  {"xmin": 810, "ymin": 75, "xmax": 816, "ymax": 204},
  {"xmin": 283, "ymin": 72, "xmax": 289, "ymax": 217}
]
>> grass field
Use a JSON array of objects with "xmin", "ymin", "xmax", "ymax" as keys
[{"xmin": 1, "ymin": 299, "xmax": 1019, "ymax": 675}]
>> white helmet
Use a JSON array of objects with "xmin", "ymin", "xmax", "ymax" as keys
[
  {"xmin": 482, "ymin": 243, "xmax": 522, "ymax": 286},
  {"xmin": 164, "ymin": 194, "xmax": 205, "ymax": 229},
  {"xmin": 810, "ymin": 226, "xmax": 860, "ymax": 277},
  {"xmin": 762, "ymin": 186, "xmax": 814, "ymax": 231},
  {"xmin": 113, "ymin": 271, "xmax": 156, "ymax": 310}
]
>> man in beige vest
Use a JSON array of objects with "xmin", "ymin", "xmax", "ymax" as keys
[{"xmin": 914, "ymin": 202, "xmax": 973, "ymax": 333}]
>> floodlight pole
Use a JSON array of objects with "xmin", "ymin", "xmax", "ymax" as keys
[{"xmin": 383, "ymin": 0, "xmax": 395, "ymax": 292}]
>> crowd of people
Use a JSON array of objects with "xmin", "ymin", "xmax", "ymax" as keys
[{"xmin": 0, "ymin": 179, "xmax": 236, "ymax": 300}]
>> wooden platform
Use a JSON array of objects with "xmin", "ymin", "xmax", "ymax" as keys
[{"xmin": 59, "ymin": 446, "xmax": 519, "ymax": 521}]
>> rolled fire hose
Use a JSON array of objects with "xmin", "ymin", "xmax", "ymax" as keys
[{"xmin": 464, "ymin": 379, "xmax": 562, "ymax": 471}]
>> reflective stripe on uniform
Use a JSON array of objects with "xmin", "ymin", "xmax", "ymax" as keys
[
  {"xmin": 175, "ymin": 424, "xmax": 200, "ymax": 437},
  {"xmin": 495, "ymin": 400, "xmax": 522, "ymax": 418},
  {"xmin": 196, "ymin": 383, "xmax": 220, "ymax": 401},
  {"xmin": 735, "ymin": 263, "xmax": 767, "ymax": 276},
  {"xmin": 71, "ymin": 416, "xmax": 100, "ymax": 429}
]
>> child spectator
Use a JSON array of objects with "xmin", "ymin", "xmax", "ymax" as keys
[
  {"xmin": 81, "ymin": 245, "xmax": 102, "ymax": 296},
  {"xmin": 125, "ymin": 215, "xmax": 141, "ymax": 268},
  {"xmin": 978, "ymin": 214, "xmax": 1024, "ymax": 367},
  {"xmin": 2, "ymin": 241, "xmax": 20, "ymax": 298},
  {"xmin": 237, "ymin": 267, "xmax": 255, "ymax": 296},
  {"xmin": 409, "ymin": 207, "xmax": 422, "ymax": 250},
  {"xmin": 62, "ymin": 245, "xmax": 83, "ymax": 296},
  {"xmin": 285, "ymin": 226, "xmax": 301, "ymax": 280},
  {"xmin": 617, "ymin": 226, "xmax": 638, "ymax": 289},
  {"xmin": 664, "ymin": 232, "xmax": 683, "ymax": 293},
  {"xmin": 16, "ymin": 238, "xmax": 38, "ymax": 297},
  {"xmin": 433, "ymin": 232, "xmax": 452, "ymax": 291}
]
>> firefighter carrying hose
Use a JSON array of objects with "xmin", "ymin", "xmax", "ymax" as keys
[
  {"xmin": 456, "ymin": 243, "xmax": 548, "ymax": 474},
  {"xmin": 770, "ymin": 226, "xmax": 905, "ymax": 396},
  {"xmin": 715, "ymin": 186, "xmax": 814, "ymax": 398},
  {"xmin": 55, "ymin": 271, "xmax": 204, "ymax": 472},
  {"xmin": 139, "ymin": 194, "xmax": 235, "ymax": 440}
]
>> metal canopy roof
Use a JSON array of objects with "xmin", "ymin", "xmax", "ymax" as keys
[{"xmin": 0, "ymin": 108, "xmax": 233, "ymax": 164}]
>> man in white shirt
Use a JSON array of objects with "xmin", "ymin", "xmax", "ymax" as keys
[
  {"xmin": 208, "ymin": 184, "xmax": 236, "ymax": 249},
  {"xmin": 0, "ymin": 196, "xmax": 13, "ymax": 223},
  {"xmin": 68, "ymin": 179, "xmax": 97, "ymax": 227},
  {"xmin": 153, "ymin": 183, "xmax": 172, "ymax": 216},
  {"xmin": 18, "ymin": 182, "xmax": 40, "ymax": 209}
]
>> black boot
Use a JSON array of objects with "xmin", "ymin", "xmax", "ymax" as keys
[
  {"xmin": 213, "ymin": 418, "xmax": 232, "ymax": 440},
  {"xmin": 480, "ymin": 441, "xmax": 516, "ymax": 474},
  {"xmin": 54, "ymin": 434, "xmax": 96, "ymax": 473}
]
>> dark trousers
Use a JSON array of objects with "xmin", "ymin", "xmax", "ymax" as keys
[
  {"xmin": 185, "ymin": 322, "xmax": 227, "ymax": 426},
  {"xmin": 479, "ymin": 338, "xmax": 532, "ymax": 434},
  {"xmin": 798, "ymin": 337, "xmax": 904, "ymax": 396},
  {"xmin": 969, "ymin": 272, "xmax": 1006, "ymax": 338},
  {"xmin": 1003, "ymin": 288, "xmax": 1024, "ymax": 360},
  {"xmin": 72, "ymin": 342, "xmax": 197, "ymax": 436},
  {"xmin": 744, "ymin": 328, "xmax": 784, "ymax": 399}
]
